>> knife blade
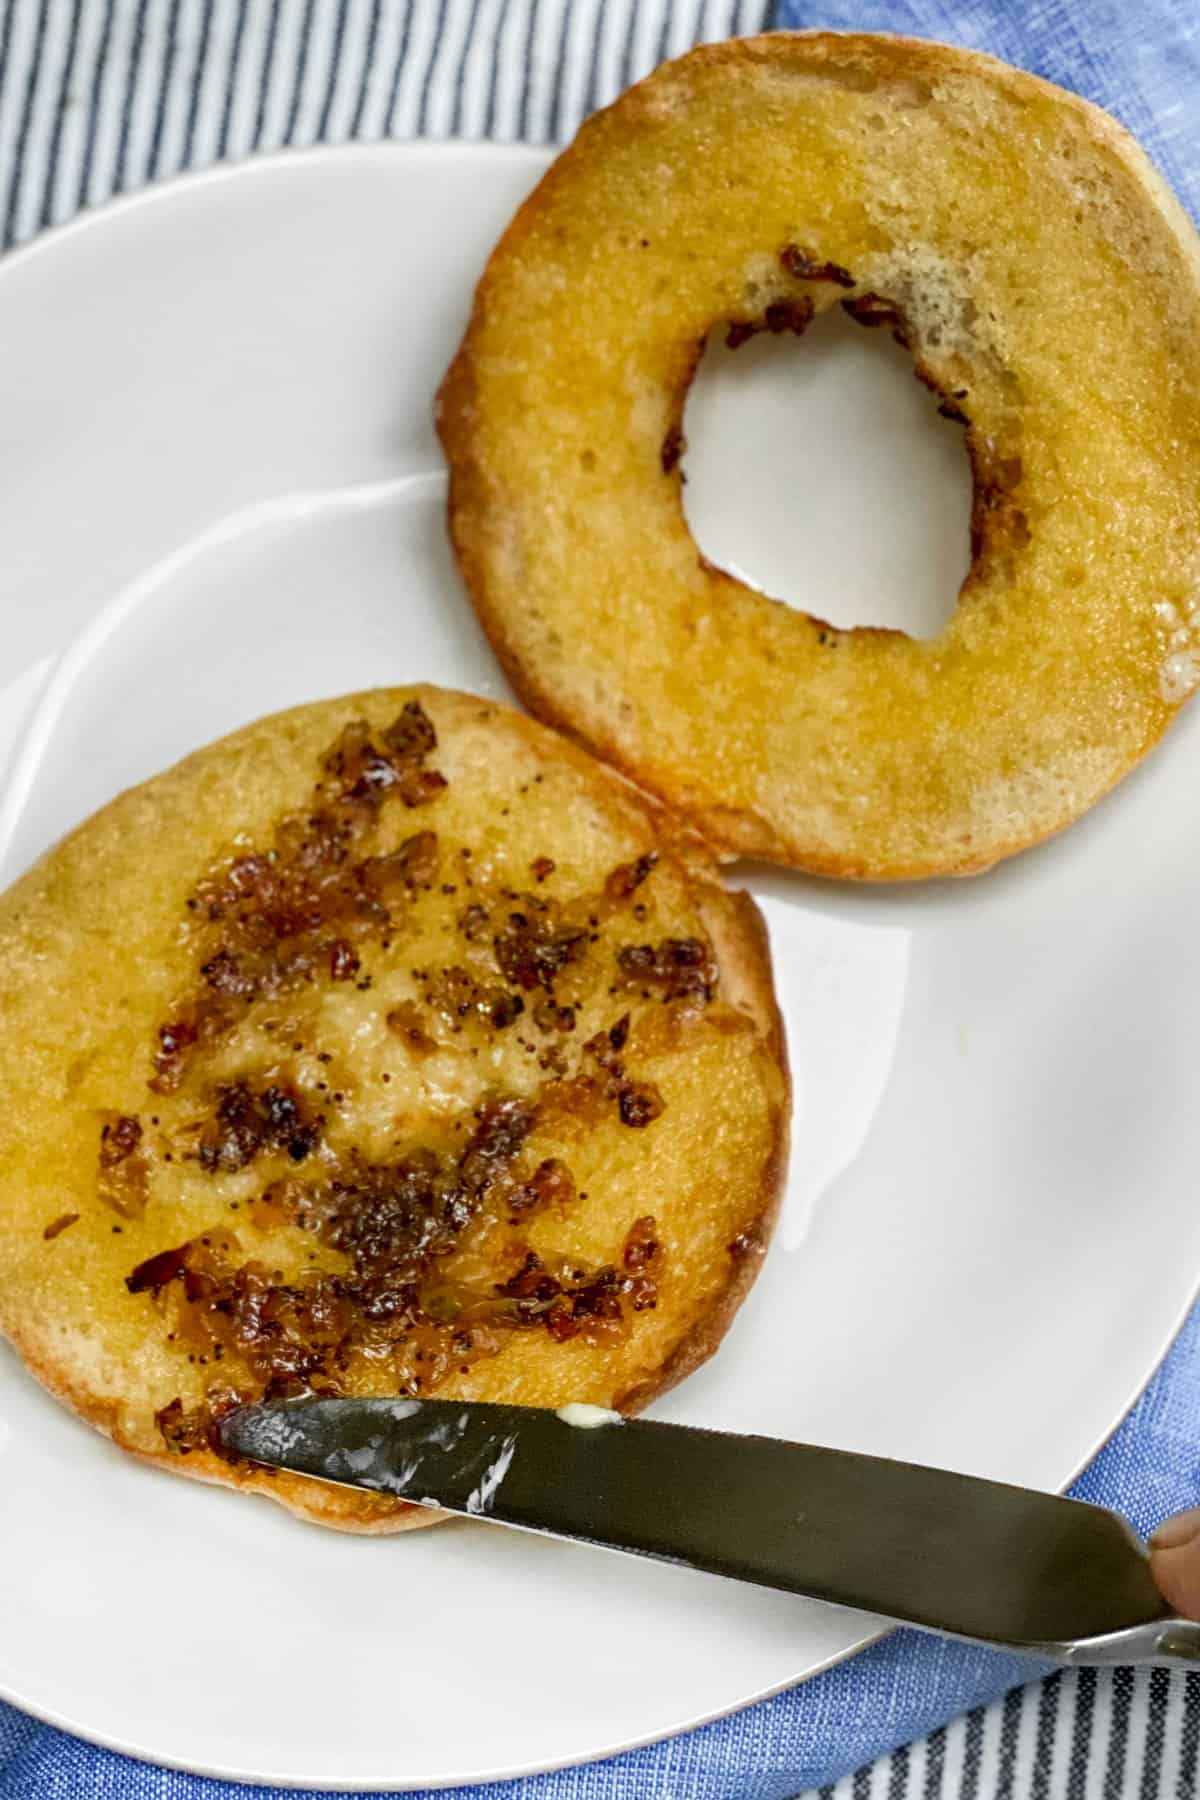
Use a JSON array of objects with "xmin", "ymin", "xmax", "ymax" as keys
[{"xmin": 220, "ymin": 1397, "xmax": 1200, "ymax": 1667}]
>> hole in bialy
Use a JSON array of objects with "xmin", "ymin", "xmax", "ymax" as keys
[{"xmin": 681, "ymin": 306, "xmax": 973, "ymax": 640}]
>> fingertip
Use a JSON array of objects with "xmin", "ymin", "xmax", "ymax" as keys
[
  {"xmin": 1150, "ymin": 1507, "xmax": 1200, "ymax": 1552},
  {"xmin": 1151, "ymin": 1541, "xmax": 1200, "ymax": 1621}
]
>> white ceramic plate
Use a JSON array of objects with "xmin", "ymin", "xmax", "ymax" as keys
[{"xmin": 0, "ymin": 143, "xmax": 1197, "ymax": 1791}]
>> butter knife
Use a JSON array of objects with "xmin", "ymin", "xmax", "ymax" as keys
[{"xmin": 221, "ymin": 1397, "xmax": 1200, "ymax": 1668}]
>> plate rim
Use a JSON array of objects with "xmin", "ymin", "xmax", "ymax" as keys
[
  {"xmin": 0, "ymin": 135, "xmax": 1195, "ymax": 1790},
  {"xmin": 0, "ymin": 135, "xmax": 550, "ymax": 287}
]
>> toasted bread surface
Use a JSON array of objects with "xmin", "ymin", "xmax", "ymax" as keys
[
  {"xmin": 438, "ymin": 32, "xmax": 1200, "ymax": 879},
  {"xmin": 0, "ymin": 688, "xmax": 787, "ymax": 1531}
]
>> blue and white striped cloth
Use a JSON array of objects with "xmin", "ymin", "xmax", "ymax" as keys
[
  {"xmin": 0, "ymin": 0, "xmax": 765, "ymax": 248},
  {"xmin": 2, "ymin": 4, "xmax": 1199, "ymax": 1797}
]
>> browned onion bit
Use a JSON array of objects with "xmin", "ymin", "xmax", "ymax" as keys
[
  {"xmin": 197, "ymin": 1081, "xmax": 320, "ymax": 1174},
  {"xmin": 616, "ymin": 937, "xmax": 716, "ymax": 1003},
  {"xmin": 98, "ymin": 1113, "xmax": 149, "ymax": 1217}
]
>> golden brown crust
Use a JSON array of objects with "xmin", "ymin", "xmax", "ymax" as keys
[
  {"xmin": 0, "ymin": 686, "xmax": 788, "ymax": 1532},
  {"xmin": 0, "ymin": 1324, "xmax": 433, "ymax": 1532},
  {"xmin": 613, "ymin": 884, "xmax": 789, "ymax": 1412},
  {"xmin": 438, "ymin": 32, "xmax": 1200, "ymax": 880}
]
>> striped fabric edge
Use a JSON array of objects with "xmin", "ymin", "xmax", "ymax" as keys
[
  {"xmin": 0, "ymin": 0, "xmax": 770, "ymax": 248},
  {"xmin": 807, "ymin": 1668, "xmax": 1200, "ymax": 1800}
]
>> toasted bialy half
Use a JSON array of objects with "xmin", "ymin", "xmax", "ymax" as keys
[
  {"xmin": 438, "ymin": 32, "xmax": 1200, "ymax": 879},
  {"xmin": 0, "ymin": 687, "xmax": 788, "ymax": 1533}
]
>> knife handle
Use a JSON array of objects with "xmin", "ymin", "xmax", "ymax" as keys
[{"xmin": 1057, "ymin": 1615, "xmax": 1200, "ymax": 1668}]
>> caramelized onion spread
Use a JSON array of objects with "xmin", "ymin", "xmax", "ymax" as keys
[
  {"xmin": 113, "ymin": 706, "xmax": 705, "ymax": 1457},
  {"xmin": 152, "ymin": 704, "xmax": 445, "ymax": 1093},
  {"xmin": 130, "ymin": 1093, "xmax": 660, "ymax": 1456}
]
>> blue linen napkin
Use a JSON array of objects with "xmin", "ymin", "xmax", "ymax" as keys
[{"xmin": 1, "ymin": 4, "xmax": 1198, "ymax": 1796}]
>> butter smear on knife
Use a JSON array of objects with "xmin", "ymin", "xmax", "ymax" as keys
[{"xmin": 556, "ymin": 1404, "xmax": 624, "ymax": 1429}]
